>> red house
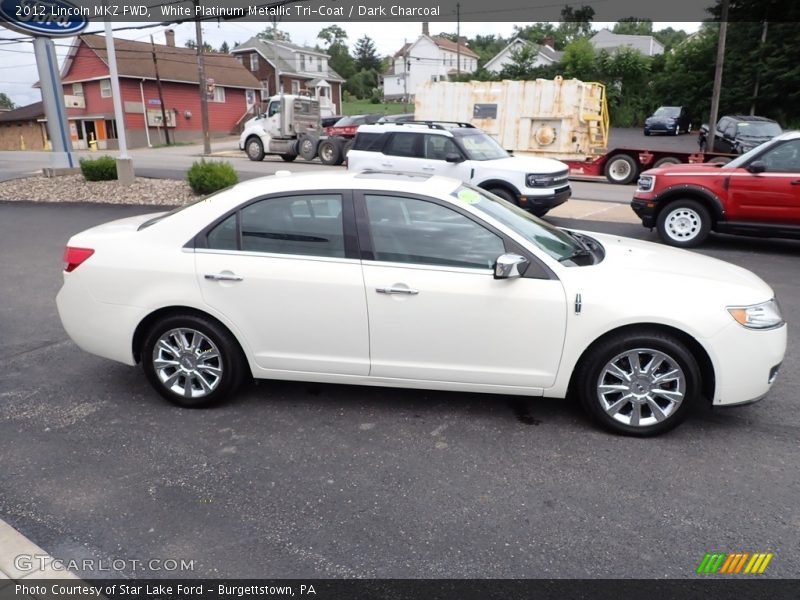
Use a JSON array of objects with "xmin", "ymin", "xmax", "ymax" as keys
[{"xmin": 58, "ymin": 32, "xmax": 261, "ymax": 149}]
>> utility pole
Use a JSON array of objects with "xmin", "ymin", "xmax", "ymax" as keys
[
  {"xmin": 272, "ymin": 16, "xmax": 281, "ymax": 96},
  {"xmin": 150, "ymin": 35, "xmax": 170, "ymax": 145},
  {"xmin": 707, "ymin": 0, "xmax": 729, "ymax": 150},
  {"xmin": 194, "ymin": 1, "xmax": 211, "ymax": 155},
  {"xmin": 750, "ymin": 20, "xmax": 768, "ymax": 115},
  {"xmin": 456, "ymin": 2, "xmax": 461, "ymax": 77},
  {"xmin": 403, "ymin": 39, "xmax": 409, "ymax": 113}
]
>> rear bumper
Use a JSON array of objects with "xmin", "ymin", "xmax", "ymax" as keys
[
  {"xmin": 520, "ymin": 186, "xmax": 571, "ymax": 212},
  {"xmin": 631, "ymin": 198, "xmax": 656, "ymax": 227}
]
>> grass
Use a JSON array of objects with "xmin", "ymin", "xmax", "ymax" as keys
[{"xmin": 341, "ymin": 100, "xmax": 411, "ymax": 117}]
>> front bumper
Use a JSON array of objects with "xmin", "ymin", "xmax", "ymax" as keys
[
  {"xmin": 645, "ymin": 123, "xmax": 678, "ymax": 134},
  {"xmin": 631, "ymin": 197, "xmax": 657, "ymax": 227},
  {"xmin": 519, "ymin": 186, "xmax": 571, "ymax": 212}
]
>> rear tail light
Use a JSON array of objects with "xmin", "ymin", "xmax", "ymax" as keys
[{"xmin": 63, "ymin": 246, "xmax": 94, "ymax": 272}]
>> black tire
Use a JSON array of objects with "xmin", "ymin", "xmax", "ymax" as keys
[
  {"xmin": 576, "ymin": 330, "xmax": 701, "ymax": 437},
  {"xmin": 342, "ymin": 139, "xmax": 354, "ymax": 159},
  {"xmin": 656, "ymin": 199, "xmax": 711, "ymax": 248},
  {"xmin": 142, "ymin": 314, "xmax": 246, "ymax": 408},
  {"xmin": 487, "ymin": 186, "xmax": 518, "ymax": 205},
  {"xmin": 530, "ymin": 208, "xmax": 549, "ymax": 218},
  {"xmin": 643, "ymin": 129, "xmax": 651, "ymax": 136},
  {"xmin": 245, "ymin": 136, "xmax": 265, "ymax": 162},
  {"xmin": 318, "ymin": 139, "xmax": 342, "ymax": 166},
  {"xmin": 708, "ymin": 156, "xmax": 731, "ymax": 165},
  {"xmin": 604, "ymin": 154, "xmax": 638, "ymax": 185},
  {"xmin": 653, "ymin": 157, "xmax": 681, "ymax": 168},
  {"xmin": 298, "ymin": 135, "xmax": 318, "ymax": 161},
  {"xmin": 280, "ymin": 154, "xmax": 297, "ymax": 162}
]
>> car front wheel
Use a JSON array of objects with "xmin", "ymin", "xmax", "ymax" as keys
[
  {"xmin": 656, "ymin": 199, "xmax": 711, "ymax": 247},
  {"xmin": 142, "ymin": 315, "xmax": 245, "ymax": 408},
  {"xmin": 577, "ymin": 331, "xmax": 700, "ymax": 436}
]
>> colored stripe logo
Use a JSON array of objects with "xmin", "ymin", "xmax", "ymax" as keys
[{"xmin": 697, "ymin": 552, "xmax": 773, "ymax": 574}]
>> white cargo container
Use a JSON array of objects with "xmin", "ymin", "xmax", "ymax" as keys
[{"xmin": 414, "ymin": 78, "xmax": 609, "ymax": 161}]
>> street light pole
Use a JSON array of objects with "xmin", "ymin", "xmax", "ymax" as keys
[{"xmin": 707, "ymin": 0, "xmax": 729, "ymax": 151}]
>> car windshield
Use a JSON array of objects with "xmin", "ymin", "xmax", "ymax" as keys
[
  {"xmin": 451, "ymin": 184, "xmax": 584, "ymax": 262},
  {"xmin": 456, "ymin": 132, "xmax": 509, "ymax": 160},
  {"xmin": 654, "ymin": 107, "xmax": 680, "ymax": 117},
  {"xmin": 736, "ymin": 122, "xmax": 782, "ymax": 137}
]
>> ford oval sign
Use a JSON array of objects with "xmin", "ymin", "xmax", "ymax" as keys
[{"xmin": 0, "ymin": 0, "xmax": 89, "ymax": 37}]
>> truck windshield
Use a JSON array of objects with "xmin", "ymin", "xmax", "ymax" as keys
[
  {"xmin": 456, "ymin": 132, "xmax": 509, "ymax": 161},
  {"xmin": 451, "ymin": 184, "xmax": 589, "ymax": 263}
]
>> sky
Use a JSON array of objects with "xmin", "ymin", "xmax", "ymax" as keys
[{"xmin": 0, "ymin": 21, "xmax": 700, "ymax": 108}]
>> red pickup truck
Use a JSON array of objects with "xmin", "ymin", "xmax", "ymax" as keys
[{"xmin": 631, "ymin": 132, "xmax": 800, "ymax": 247}]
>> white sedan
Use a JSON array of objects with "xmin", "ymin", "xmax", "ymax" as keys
[{"xmin": 56, "ymin": 171, "xmax": 787, "ymax": 436}]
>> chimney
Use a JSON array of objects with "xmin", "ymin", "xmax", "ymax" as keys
[
  {"xmin": 543, "ymin": 36, "xmax": 555, "ymax": 49},
  {"xmin": 165, "ymin": 29, "xmax": 175, "ymax": 47},
  {"xmin": 422, "ymin": 22, "xmax": 429, "ymax": 36},
  {"xmin": 458, "ymin": 36, "xmax": 468, "ymax": 46}
]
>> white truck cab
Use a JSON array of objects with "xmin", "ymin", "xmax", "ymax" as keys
[{"xmin": 239, "ymin": 94, "xmax": 321, "ymax": 163}]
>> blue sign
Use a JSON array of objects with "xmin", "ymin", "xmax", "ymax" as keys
[{"xmin": 0, "ymin": 0, "xmax": 89, "ymax": 37}]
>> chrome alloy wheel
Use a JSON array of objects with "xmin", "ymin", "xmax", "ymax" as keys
[
  {"xmin": 596, "ymin": 348, "xmax": 686, "ymax": 427},
  {"xmin": 664, "ymin": 207, "xmax": 702, "ymax": 242},
  {"xmin": 320, "ymin": 143, "xmax": 334, "ymax": 162},
  {"xmin": 152, "ymin": 328, "xmax": 223, "ymax": 399}
]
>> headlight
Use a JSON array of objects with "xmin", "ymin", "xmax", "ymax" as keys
[
  {"xmin": 727, "ymin": 298, "xmax": 784, "ymax": 330},
  {"xmin": 637, "ymin": 175, "xmax": 656, "ymax": 192}
]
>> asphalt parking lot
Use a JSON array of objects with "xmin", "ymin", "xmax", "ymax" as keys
[{"xmin": 1, "ymin": 200, "xmax": 798, "ymax": 579}]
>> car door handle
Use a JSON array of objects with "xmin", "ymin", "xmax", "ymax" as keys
[
  {"xmin": 791, "ymin": 180, "xmax": 800, "ymax": 186},
  {"xmin": 380, "ymin": 162, "xmax": 393, "ymax": 168},
  {"xmin": 376, "ymin": 286, "xmax": 419, "ymax": 295},
  {"xmin": 422, "ymin": 166, "xmax": 435, "ymax": 172},
  {"xmin": 204, "ymin": 273, "xmax": 244, "ymax": 282}
]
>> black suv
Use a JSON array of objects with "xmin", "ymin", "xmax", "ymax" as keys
[{"xmin": 699, "ymin": 115, "xmax": 782, "ymax": 154}]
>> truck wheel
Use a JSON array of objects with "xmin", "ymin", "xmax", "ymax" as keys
[
  {"xmin": 245, "ymin": 137, "xmax": 265, "ymax": 162},
  {"xmin": 298, "ymin": 135, "xmax": 317, "ymax": 161},
  {"xmin": 653, "ymin": 157, "xmax": 681, "ymax": 168},
  {"xmin": 318, "ymin": 139, "xmax": 342, "ymax": 166},
  {"xmin": 656, "ymin": 199, "xmax": 711, "ymax": 248},
  {"xmin": 280, "ymin": 154, "xmax": 297, "ymax": 162},
  {"xmin": 708, "ymin": 156, "xmax": 731, "ymax": 165},
  {"xmin": 604, "ymin": 154, "xmax": 638, "ymax": 185}
]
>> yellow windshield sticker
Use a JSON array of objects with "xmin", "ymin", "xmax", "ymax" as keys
[{"xmin": 457, "ymin": 189, "xmax": 482, "ymax": 204}]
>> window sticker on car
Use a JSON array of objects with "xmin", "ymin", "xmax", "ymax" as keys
[{"xmin": 457, "ymin": 189, "xmax": 482, "ymax": 204}]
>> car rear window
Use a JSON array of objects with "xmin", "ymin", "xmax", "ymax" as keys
[{"xmin": 353, "ymin": 132, "xmax": 385, "ymax": 151}]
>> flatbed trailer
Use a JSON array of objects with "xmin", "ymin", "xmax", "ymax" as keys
[{"xmin": 563, "ymin": 147, "xmax": 737, "ymax": 184}]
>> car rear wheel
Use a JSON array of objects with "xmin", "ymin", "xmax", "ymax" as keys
[
  {"xmin": 245, "ymin": 137, "xmax": 265, "ymax": 162},
  {"xmin": 604, "ymin": 154, "xmax": 638, "ymax": 184},
  {"xmin": 576, "ymin": 331, "xmax": 700, "ymax": 436},
  {"xmin": 142, "ymin": 314, "xmax": 245, "ymax": 408},
  {"xmin": 656, "ymin": 199, "xmax": 711, "ymax": 247}
]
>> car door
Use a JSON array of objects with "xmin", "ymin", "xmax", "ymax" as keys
[
  {"xmin": 376, "ymin": 132, "xmax": 424, "ymax": 173},
  {"xmin": 420, "ymin": 133, "xmax": 473, "ymax": 180},
  {"xmin": 356, "ymin": 192, "xmax": 567, "ymax": 389},
  {"xmin": 194, "ymin": 191, "xmax": 370, "ymax": 375},
  {"xmin": 727, "ymin": 139, "xmax": 800, "ymax": 224},
  {"xmin": 715, "ymin": 118, "xmax": 735, "ymax": 153}
]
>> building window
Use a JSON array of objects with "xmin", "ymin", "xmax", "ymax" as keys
[
  {"xmin": 318, "ymin": 57, "xmax": 323, "ymax": 72},
  {"xmin": 299, "ymin": 54, "xmax": 305, "ymax": 70},
  {"xmin": 211, "ymin": 86, "xmax": 226, "ymax": 103},
  {"xmin": 291, "ymin": 80, "xmax": 300, "ymax": 94},
  {"xmin": 72, "ymin": 82, "xmax": 83, "ymax": 97},
  {"xmin": 250, "ymin": 53, "xmax": 259, "ymax": 71},
  {"xmin": 100, "ymin": 79, "xmax": 112, "ymax": 98},
  {"xmin": 236, "ymin": 55, "xmax": 244, "ymax": 66}
]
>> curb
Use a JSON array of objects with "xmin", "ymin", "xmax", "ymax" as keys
[{"xmin": 0, "ymin": 518, "xmax": 79, "ymax": 582}]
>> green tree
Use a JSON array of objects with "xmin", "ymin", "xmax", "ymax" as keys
[
  {"xmin": 354, "ymin": 35, "xmax": 381, "ymax": 72},
  {"xmin": 219, "ymin": 41, "xmax": 230, "ymax": 54},
  {"xmin": 652, "ymin": 27, "xmax": 688, "ymax": 51},
  {"xmin": 318, "ymin": 25, "xmax": 347, "ymax": 47},
  {"xmin": 612, "ymin": 19, "xmax": 653, "ymax": 36},
  {"xmin": 499, "ymin": 43, "xmax": 539, "ymax": 79},
  {"xmin": 560, "ymin": 37, "xmax": 596, "ymax": 79},
  {"xmin": 0, "ymin": 92, "xmax": 14, "ymax": 110},
  {"xmin": 514, "ymin": 23, "xmax": 565, "ymax": 49},
  {"xmin": 185, "ymin": 39, "xmax": 214, "ymax": 53},
  {"xmin": 345, "ymin": 69, "xmax": 379, "ymax": 99},
  {"xmin": 558, "ymin": 5, "xmax": 595, "ymax": 44},
  {"xmin": 257, "ymin": 27, "xmax": 291, "ymax": 42}
]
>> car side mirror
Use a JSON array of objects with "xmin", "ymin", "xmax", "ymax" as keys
[
  {"xmin": 748, "ymin": 160, "xmax": 767, "ymax": 174},
  {"xmin": 494, "ymin": 253, "xmax": 529, "ymax": 280},
  {"xmin": 445, "ymin": 153, "xmax": 463, "ymax": 163}
]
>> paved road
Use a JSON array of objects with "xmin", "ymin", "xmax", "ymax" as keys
[{"xmin": 1, "ymin": 201, "xmax": 798, "ymax": 579}]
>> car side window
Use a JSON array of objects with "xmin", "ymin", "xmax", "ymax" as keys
[
  {"xmin": 365, "ymin": 194, "xmax": 505, "ymax": 269},
  {"xmin": 238, "ymin": 194, "xmax": 345, "ymax": 258},
  {"xmin": 206, "ymin": 213, "xmax": 238, "ymax": 250},
  {"xmin": 759, "ymin": 140, "xmax": 800, "ymax": 172},
  {"xmin": 385, "ymin": 133, "xmax": 421, "ymax": 158},
  {"xmin": 424, "ymin": 135, "xmax": 461, "ymax": 160}
]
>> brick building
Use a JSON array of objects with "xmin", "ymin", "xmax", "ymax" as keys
[{"xmin": 57, "ymin": 32, "xmax": 261, "ymax": 149}]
